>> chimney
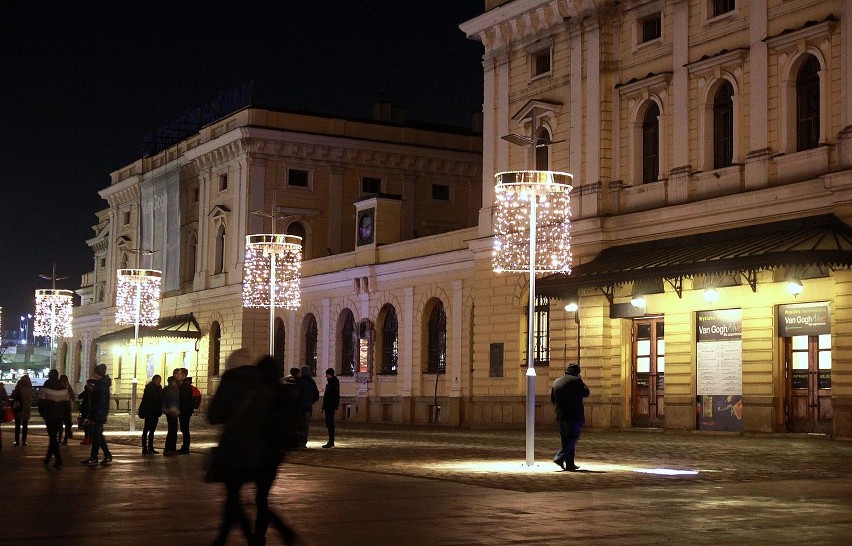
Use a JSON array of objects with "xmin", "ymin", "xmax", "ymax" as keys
[{"xmin": 373, "ymin": 101, "xmax": 405, "ymax": 124}]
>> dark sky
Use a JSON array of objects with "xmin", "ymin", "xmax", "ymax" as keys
[{"xmin": 0, "ymin": 1, "xmax": 484, "ymax": 328}]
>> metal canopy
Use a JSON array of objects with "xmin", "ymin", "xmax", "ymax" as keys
[
  {"xmin": 93, "ymin": 313, "xmax": 201, "ymax": 344},
  {"xmin": 538, "ymin": 215, "xmax": 852, "ymax": 298}
]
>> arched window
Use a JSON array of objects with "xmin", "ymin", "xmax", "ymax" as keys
[
  {"xmin": 58, "ymin": 342, "xmax": 69, "ymax": 376},
  {"xmin": 287, "ymin": 221, "xmax": 307, "ymax": 259},
  {"xmin": 534, "ymin": 127, "xmax": 550, "ymax": 170},
  {"xmin": 304, "ymin": 314, "xmax": 318, "ymax": 376},
  {"xmin": 274, "ymin": 317, "xmax": 286, "ymax": 377},
  {"xmin": 796, "ymin": 55, "xmax": 820, "ymax": 151},
  {"xmin": 340, "ymin": 309, "xmax": 355, "ymax": 376},
  {"xmin": 426, "ymin": 300, "xmax": 446, "ymax": 373},
  {"xmin": 713, "ymin": 81, "xmax": 734, "ymax": 169},
  {"xmin": 380, "ymin": 304, "xmax": 398, "ymax": 375},
  {"xmin": 74, "ymin": 340, "xmax": 83, "ymax": 383},
  {"xmin": 642, "ymin": 103, "xmax": 660, "ymax": 183},
  {"xmin": 209, "ymin": 321, "xmax": 221, "ymax": 376},
  {"xmin": 529, "ymin": 295, "xmax": 550, "ymax": 366},
  {"xmin": 214, "ymin": 224, "xmax": 226, "ymax": 275}
]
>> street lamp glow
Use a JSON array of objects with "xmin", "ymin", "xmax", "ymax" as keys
[{"xmin": 492, "ymin": 170, "xmax": 573, "ymax": 467}]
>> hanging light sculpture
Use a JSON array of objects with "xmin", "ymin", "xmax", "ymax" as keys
[
  {"xmin": 115, "ymin": 268, "xmax": 162, "ymax": 433},
  {"xmin": 242, "ymin": 234, "xmax": 302, "ymax": 354},
  {"xmin": 492, "ymin": 170, "xmax": 573, "ymax": 467},
  {"xmin": 34, "ymin": 289, "xmax": 74, "ymax": 369}
]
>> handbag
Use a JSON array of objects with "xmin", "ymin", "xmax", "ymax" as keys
[{"xmin": 3, "ymin": 406, "xmax": 15, "ymax": 423}]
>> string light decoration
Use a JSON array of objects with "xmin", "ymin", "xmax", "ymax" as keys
[
  {"xmin": 34, "ymin": 289, "xmax": 74, "ymax": 337},
  {"xmin": 115, "ymin": 269, "xmax": 162, "ymax": 326},
  {"xmin": 115, "ymin": 268, "xmax": 162, "ymax": 434},
  {"xmin": 493, "ymin": 170, "xmax": 573, "ymax": 273},
  {"xmin": 243, "ymin": 234, "xmax": 303, "ymax": 354},
  {"xmin": 492, "ymin": 170, "xmax": 573, "ymax": 467}
]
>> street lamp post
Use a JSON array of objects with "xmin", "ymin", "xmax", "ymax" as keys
[
  {"xmin": 115, "ymin": 269, "xmax": 162, "ymax": 434},
  {"xmin": 242, "ymin": 234, "xmax": 302, "ymax": 355},
  {"xmin": 492, "ymin": 170, "xmax": 573, "ymax": 466}
]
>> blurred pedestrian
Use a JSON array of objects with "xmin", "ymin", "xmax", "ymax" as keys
[
  {"xmin": 80, "ymin": 364, "xmax": 113, "ymax": 466},
  {"xmin": 296, "ymin": 365, "xmax": 319, "ymax": 447},
  {"xmin": 550, "ymin": 362, "xmax": 589, "ymax": 471},
  {"xmin": 176, "ymin": 367, "xmax": 193, "ymax": 454},
  {"xmin": 162, "ymin": 376, "xmax": 180, "ymax": 455},
  {"xmin": 78, "ymin": 379, "xmax": 95, "ymax": 445},
  {"xmin": 11, "ymin": 374, "xmax": 34, "ymax": 446},
  {"xmin": 321, "ymin": 368, "xmax": 340, "ymax": 448},
  {"xmin": 59, "ymin": 374, "xmax": 75, "ymax": 444},
  {"xmin": 139, "ymin": 374, "xmax": 163, "ymax": 455},
  {"xmin": 208, "ymin": 350, "xmax": 300, "ymax": 546},
  {"xmin": 39, "ymin": 369, "xmax": 70, "ymax": 468},
  {"xmin": 0, "ymin": 381, "xmax": 9, "ymax": 449}
]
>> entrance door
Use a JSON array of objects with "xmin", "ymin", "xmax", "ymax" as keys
[
  {"xmin": 785, "ymin": 334, "xmax": 832, "ymax": 433},
  {"xmin": 632, "ymin": 318, "xmax": 665, "ymax": 427}
]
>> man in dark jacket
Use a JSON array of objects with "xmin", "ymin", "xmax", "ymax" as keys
[
  {"xmin": 176, "ymin": 367, "xmax": 194, "ymax": 454},
  {"xmin": 321, "ymin": 368, "xmax": 340, "ymax": 448},
  {"xmin": 551, "ymin": 362, "xmax": 590, "ymax": 471},
  {"xmin": 139, "ymin": 374, "xmax": 163, "ymax": 455},
  {"xmin": 295, "ymin": 365, "xmax": 319, "ymax": 447},
  {"xmin": 39, "ymin": 369, "xmax": 70, "ymax": 468},
  {"xmin": 82, "ymin": 364, "xmax": 113, "ymax": 466}
]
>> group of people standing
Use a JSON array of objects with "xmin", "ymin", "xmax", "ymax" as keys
[
  {"xmin": 285, "ymin": 364, "xmax": 340, "ymax": 449},
  {"xmin": 137, "ymin": 366, "xmax": 200, "ymax": 455},
  {"xmin": 0, "ymin": 372, "xmax": 77, "ymax": 456}
]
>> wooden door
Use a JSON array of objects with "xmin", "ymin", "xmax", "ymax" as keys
[
  {"xmin": 632, "ymin": 318, "xmax": 665, "ymax": 427},
  {"xmin": 785, "ymin": 334, "xmax": 832, "ymax": 433}
]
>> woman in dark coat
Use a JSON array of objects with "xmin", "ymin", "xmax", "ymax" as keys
[
  {"xmin": 11, "ymin": 375, "xmax": 34, "ymax": 446},
  {"xmin": 208, "ymin": 350, "xmax": 299, "ymax": 546},
  {"xmin": 59, "ymin": 375, "xmax": 75, "ymax": 444},
  {"xmin": 138, "ymin": 375, "xmax": 163, "ymax": 455},
  {"xmin": 161, "ymin": 376, "xmax": 180, "ymax": 455}
]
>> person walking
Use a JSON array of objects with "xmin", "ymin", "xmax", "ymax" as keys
[
  {"xmin": 550, "ymin": 362, "xmax": 590, "ymax": 471},
  {"xmin": 321, "ymin": 368, "xmax": 340, "ymax": 449},
  {"xmin": 138, "ymin": 374, "xmax": 163, "ymax": 455},
  {"xmin": 162, "ymin": 376, "xmax": 180, "ymax": 455},
  {"xmin": 78, "ymin": 379, "xmax": 95, "ymax": 445},
  {"xmin": 0, "ymin": 382, "xmax": 8, "ymax": 449},
  {"xmin": 59, "ymin": 374, "xmax": 75, "ymax": 444},
  {"xmin": 208, "ymin": 350, "xmax": 300, "ymax": 546},
  {"xmin": 81, "ymin": 364, "xmax": 113, "ymax": 466},
  {"xmin": 11, "ymin": 374, "xmax": 34, "ymax": 446},
  {"xmin": 176, "ymin": 367, "xmax": 193, "ymax": 454},
  {"xmin": 38, "ymin": 369, "xmax": 70, "ymax": 468},
  {"xmin": 295, "ymin": 365, "xmax": 319, "ymax": 448}
]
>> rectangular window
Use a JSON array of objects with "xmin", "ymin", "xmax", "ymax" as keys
[
  {"xmin": 362, "ymin": 176, "xmax": 382, "ymax": 194},
  {"xmin": 192, "ymin": 186, "xmax": 199, "ymax": 203},
  {"xmin": 531, "ymin": 295, "xmax": 550, "ymax": 366},
  {"xmin": 712, "ymin": 0, "xmax": 735, "ymax": 17},
  {"xmin": 641, "ymin": 14, "xmax": 662, "ymax": 43},
  {"xmin": 288, "ymin": 168, "xmax": 310, "ymax": 188},
  {"xmin": 218, "ymin": 173, "xmax": 228, "ymax": 192},
  {"xmin": 431, "ymin": 183, "xmax": 450, "ymax": 201},
  {"xmin": 123, "ymin": 211, "xmax": 131, "ymax": 225},
  {"xmin": 489, "ymin": 343, "xmax": 504, "ymax": 378},
  {"xmin": 531, "ymin": 49, "xmax": 551, "ymax": 78}
]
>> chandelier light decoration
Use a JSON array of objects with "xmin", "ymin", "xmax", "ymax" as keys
[
  {"xmin": 492, "ymin": 170, "xmax": 573, "ymax": 467},
  {"xmin": 243, "ymin": 234, "xmax": 302, "ymax": 354},
  {"xmin": 34, "ymin": 289, "xmax": 75, "ymax": 369},
  {"xmin": 116, "ymin": 268, "xmax": 162, "ymax": 433}
]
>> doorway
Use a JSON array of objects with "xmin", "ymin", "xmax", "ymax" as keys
[
  {"xmin": 785, "ymin": 334, "xmax": 832, "ymax": 433},
  {"xmin": 632, "ymin": 317, "xmax": 665, "ymax": 427}
]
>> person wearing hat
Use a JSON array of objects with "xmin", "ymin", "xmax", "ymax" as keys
[
  {"xmin": 81, "ymin": 363, "xmax": 113, "ymax": 466},
  {"xmin": 550, "ymin": 362, "xmax": 589, "ymax": 471}
]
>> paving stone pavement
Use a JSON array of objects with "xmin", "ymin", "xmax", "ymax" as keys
[{"xmin": 2, "ymin": 416, "xmax": 851, "ymax": 545}]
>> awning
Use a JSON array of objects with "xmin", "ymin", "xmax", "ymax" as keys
[
  {"xmin": 93, "ymin": 313, "xmax": 202, "ymax": 344},
  {"xmin": 539, "ymin": 215, "xmax": 852, "ymax": 299}
]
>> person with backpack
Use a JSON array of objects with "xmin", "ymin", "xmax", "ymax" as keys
[
  {"xmin": 188, "ymin": 376, "xmax": 202, "ymax": 413},
  {"xmin": 176, "ymin": 367, "xmax": 194, "ymax": 454}
]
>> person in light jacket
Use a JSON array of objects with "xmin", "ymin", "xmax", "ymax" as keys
[{"xmin": 39, "ymin": 369, "xmax": 70, "ymax": 468}]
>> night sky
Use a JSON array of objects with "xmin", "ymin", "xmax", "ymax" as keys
[{"xmin": 0, "ymin": 1, "xmax": 484, "ymax": 328}]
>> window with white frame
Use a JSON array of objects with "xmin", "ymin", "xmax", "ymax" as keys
[
  {"xmin": 642, "ymin": 103, "xmax": 660, "ymax": 183},
  {"xmin": 640, "ymin": 13, "xmax": 661, "ymax": 43},
  {"xmin": 218, "ymin": 173, "xmax": 228, "ymax": 192},
  {"xmin": 213, "ymin": 223, "xmax": 225, "ymax": 275},
  {"xmin": 530, "ymin": 48, "xmax": 551, "ymax": 79},
  {"xmin": 288, "ymin": 168, "xmax": 310, "ymax": 188}
]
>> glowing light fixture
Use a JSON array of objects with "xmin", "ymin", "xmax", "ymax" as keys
[
  {"xmin": 631, "ymin": 295, "xmax": 646, "ymax": 308},
  {"xmin": 786, "ymin": 279, "xmax": 804, "ymax": 296},
  {"xmin": 34, "ymin": 289, "xmax": 74, "ymax": 368},
  {"xmin": 493, "ymin": 170, "xmax": 573, "ymax": 467},
  {"xmin": 703, "ymin": 287, "xmax": 720, "ymax": 302},
  {"xmin": 116, "ymin": 268, "xmax": 162, "ymax": 433},
  {"xmin": 564, "ymin": 302, "xmax": 578, "ymax": 313},
  {"xmin": 243, "ymin": 234, "xmax": 302, "ymax": 354}
]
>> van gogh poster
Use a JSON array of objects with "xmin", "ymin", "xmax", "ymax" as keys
[{"xmin": 696, "ymin": 309, "xmax": 743, "ymax": 432}]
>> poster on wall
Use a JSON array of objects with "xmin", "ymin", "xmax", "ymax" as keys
[
  {"xmin": 696, "ymin": 308, "xmax": 743, "ymax": 432},
  {"xmin": 777, "ymin": 301, "xmax": 830, "ymax": 337}
]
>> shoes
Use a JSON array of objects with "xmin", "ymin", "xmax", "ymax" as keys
[
  {"xmin": 44, "ymin": 456, "xmax": 51, "ymax": 466},
  {"xmin": 149, "ymin": 449, "xmax": 160, "ymax": 454},
  {"xmin": 81, "ymin": 458, "xmax": 99, "ymax": 466},
  {"xmin": 321, "ymin": 443, "xmax": 334, "ymax": 449},
  {"xmin": 61, "ymin": 440, "xmax": 68, "ymax": 446},
  {"xmin": 163, "ymin": 450, "xmax": 178, "ymax": 456},
  {"xmin": 565, "ymin": 463, "xmax": 580, "ymax": 471},
  {"xmin": 553, "ymin": 458, "xmax": 565, "ymax": 470},
  {"xmin": 142, "ymin": 449, "xmax": 150, "ymax": 455},
  {"xmin": 53, "ymin": 461, "xmax": 63, "ymax": 468},
  {"xmin": 100, "ymin": 457, "xmax": 113, "ymax": 466},
  {"xmin": 178, "ymin": 448, "xmax": 190, "ymax": 455}
]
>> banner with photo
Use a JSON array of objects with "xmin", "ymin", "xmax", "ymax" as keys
[{"xmin": 696, "ymin": 308, "xmax": 743, "ymax": 432}]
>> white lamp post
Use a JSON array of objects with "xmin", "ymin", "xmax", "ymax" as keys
[
  {"xmin": 242, "ymin": 234, "xmax": 302, "ymax": 355},
  {"xmin": 34, "ymin": 290, "xmax": 73, "ymax": 369},
  {"xmin": 115, "ymin": 268, "xmax": 162, "ymax": 433},
  {"xmin": 493, "ymin": 170, "xmax": 573, "ymax": 466}
]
